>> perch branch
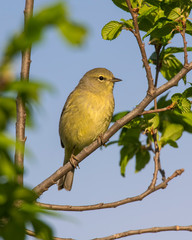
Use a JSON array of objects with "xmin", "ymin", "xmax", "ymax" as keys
[
  {"xmin": 14, "ymin": 0, "xmax": 34, "ymax": 185},
  {"xmin": 36, "ymin": 169, "xmax": 184, "ymax": 211},
  {"xmin": 92, "ymin": 225, "xmax": 192, "ymax": 240},
  {"xmin": 26, "ymin": 229, "xmax": 73, "ymax": 240}
]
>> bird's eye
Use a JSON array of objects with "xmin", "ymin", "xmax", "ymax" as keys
[{"xmin": 99, "ymin": 76, "xmax": 104, "ymax": 80}]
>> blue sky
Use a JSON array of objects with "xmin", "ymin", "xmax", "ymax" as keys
[{"xmin": 1, "ymin": 1, "xmax": 192, "ymax": 240}]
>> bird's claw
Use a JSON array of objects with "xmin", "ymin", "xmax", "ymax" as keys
[
  {"xmin": 70, "ymin": 154, "xmax": 80, "ymax": 169},
  {"xmin": 97, "ymin": 135, "xmax": 106, "ymax": 147}
]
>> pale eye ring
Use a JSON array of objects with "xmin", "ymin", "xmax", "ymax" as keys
[{"xmin": 99, "ymin": 76, "xmax": 104, "ymax": 80}]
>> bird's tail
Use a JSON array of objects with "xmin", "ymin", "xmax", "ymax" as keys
[{"xmin": 58, "ymin": 151, "xmax": 74, "ymax": 191}]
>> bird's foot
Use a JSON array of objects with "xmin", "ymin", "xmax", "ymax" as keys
[
  {"xmin": 97, "ymin": 134, "xmax": 106, "ymax": 147},
  {"xmin": 70, "ymin": 154, "xmax": 80, "ymax": 169}
]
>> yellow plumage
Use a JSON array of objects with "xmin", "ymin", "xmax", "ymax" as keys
[{"xmin": 58, "ymin": 68, "xmax": 121, "ymax": 191}]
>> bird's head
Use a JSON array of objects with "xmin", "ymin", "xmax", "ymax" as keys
[{"xmin": 79, "ymin": 68, "xmax": 122, "ymax": 93}]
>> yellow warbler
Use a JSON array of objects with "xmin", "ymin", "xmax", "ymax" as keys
[{"xmin": 58, "ymin": 68, "xmax": 121, "ymax": 190}]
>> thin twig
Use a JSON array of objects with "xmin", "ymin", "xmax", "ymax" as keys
[
  {"xmin": 125, "ymin": 0, "xmax": 154, "ymax": 95},
  {"xmin": 36, "ymin": 169, "xmax": 184, "ymax": 211},
  {"xmin": 26, "ymin": 229, "xmax": 73, "ymax": 240},
  {"xmin": 181, "ymin": 20, "xmax": 188, "ymax": 66},
  {"xmin": 148, "ymin": 143, "xmax": 159, "ymax": 190},
  {"xmin": 92, "ymin": 225, "xmax": 192, "ymax": 240},
  {"xmin": 33, "ymin": 62, "xmax": 192, "ymax": 197},
  {"xmin": 141, "ymin": 104, "xmax": 174, "ymax": 115},
  {"xmin": 14, "ymin": 0, "xmax": 34, "ymax": 185}
]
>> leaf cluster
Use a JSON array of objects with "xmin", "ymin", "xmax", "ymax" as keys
[
  {"xmin": 110, "ymin": 92, "xmax": 192, "ymax": 176},
  {"xmin": 0, "ymin": 171, "xmax": 53, "ymax": 240},
  {"xmin": 102, "ymin": 0, "xmax": 192, "ymax": 82}
]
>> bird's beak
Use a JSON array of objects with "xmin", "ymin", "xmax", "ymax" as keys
[{"xmin": 111, "ymin": 77, "xmax": 122, "ymax": 83}]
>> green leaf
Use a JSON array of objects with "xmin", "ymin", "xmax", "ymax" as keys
[
  {"xmin": 179, "ymin": 98, "xmax": 191, "ymax": 113},
  {"xmin": 149, "ymin": 47, "xmax": 192, "ymax": 82},
  {"xmin": 183, "ymin": 87, "xmax": 192, "ymax": 98},
  {"xmin": 171, "ymin": 93, "xmax": 183, "ymax": 103},
  {"xmin": 112, "ymin": 0, "xmax": 143, "ymax": 12},
  {"xmin": 137, "ymin": 6, "xmax": 158, "ymax": 32},
  {"xmin": 160, "ymin": 123, "xmax": 184, "ymax": 147},
  {"xmin": 159, "ymin": 110, "xmax": 192, "ymax": 134},
  {"xmin": 186, "ymin": 20, "xmax": 192, "ymax": 36},
  {"xmin": 120, "ymin": 144, "xmax": 139, "ymax": 177},
  {"xmin": 143, "ymin": 17, "xmax": 176, "ymax": 40},
  {"xmin": 58, "ymin": 21, "xmax": 87, "ymax": 45},
  {"xmin": 0, "ymin": 97, "xmax": 16, "ymax": 130},
  {"xmin": 120, "ymin": 146, "xmax": 130, "ymax": 177},
  {"xmin": 6, "ymin": 81, "xmax": 51, "ymax": 102},
  {"xmin": 31, "ymin": 219, "xmax": 53, "ymax": 240},
  {"xmin": 112, "ymin": 0, "xmax": 129, "ymax": 12},
  {"xmin": 144, "ymin": 114, "xmax": 160, "ymax": 133},
  {"xmin": 171, "ymin": 93, "xmax": 191, "ymax": 113},
  {"xmin": 121, "ymin": 19, "xmax": 134, "ymax": 29},
  {"xmin": 160, "ymin": 54, "xmax": 185, "ymax": 81},
  {"xmin": 135, "ymin": 148, "xmax": 150, "ymax": 172},
  {"xmin": 157, "ymin": 93, "xmax": 171, "ymax": 108},
  {"xmin": 118, "ymin": 128, "xmax": 141, "ymax": 146},
  {"xmin": 148, "ymin": 114, "xmax": 159, "ymax": 129},
  {"xmin": 2, "ymin": 219, "xmax": 25, "ymax": 240},
  {"xmin": 112, "ymin": 111, "xmax": 128, "ymax": 122},
  {"xmin": 166, "ymin": 139, "xmax": 178, "ymax": 148},
  {"xmin": 179, "ymin": 112, "xmax": 192, "ymax": 132},
  {"xmin": 0, "ymin": 155, "xmax": 17, "ymax": 180},
  {"xmin": 101, "ymin": 21, "xmax": 123, "ymax": 40},
  {"xmin": 163, "ymin": 47, "xmax": 192, "ymax": 55},
  {"xmin": 144, "ymin": 0, "xmax": 161, "ymax": 7},
  {"xmin": 167, "ymin": 7, "xmax": 182, "ymax": 20},
  {"xmin": 162, "ymin": 0, "xmax": 192, "ymax": 19}
]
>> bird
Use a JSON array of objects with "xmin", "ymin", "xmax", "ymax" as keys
[{"xmin": 58, "ymin": 68, "xmax": 121, "ymax": 191}]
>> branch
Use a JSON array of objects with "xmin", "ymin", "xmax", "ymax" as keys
[
  {"xmin": 92, "ymin": 225, "xmax": 192, "ymax": 240},
  {"xmin": 125, "ymin": 0, "xmax": 154, "ymax": 94},
  {"xmin": 148, "ymin": 143, "xmax": 159, "ymax": 190},
  {"xmin": 26, "ymin": 229, "xmax": 73, "ymax": 240},
  {"xmin": 33, "ymin": 62, "xmax": 192, "ymax": 197},
  {"xmin": 14, "ymin": 0, "xmax": 34, "ymax": 185},
  {"xmin": 36, "ymin": 169, "xmax": 184, "ymax": 211},
  {"xmin": 180, "ymin": 20, "xmax": 188, "ymax": 66},
  {"xmin": 141, "ymin": 103, "xmax": 175, "ymax": 115}
]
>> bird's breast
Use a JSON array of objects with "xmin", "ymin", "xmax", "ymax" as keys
[{"xmin": 59, "ymin": 89, "xmax": 114, "ymax": 152}]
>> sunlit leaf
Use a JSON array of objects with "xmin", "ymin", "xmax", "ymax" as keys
[
  {"xmin": 160, "ymin": 54, "xmax": 185, "ymax": 81},
  {"xmin": 171, "ymin": 93, "xmax": 191, "ymax": 113},
  {"xmin": 160, "ymin": 123, "xmax": 184, "ymax": 147},
  {"xmin": 112, "ymin": 0, "xmax": 129, "ymax": 12},
  {"xmin": 101, "ymin": 21, "xmax": 123, "ymax": 40}
]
